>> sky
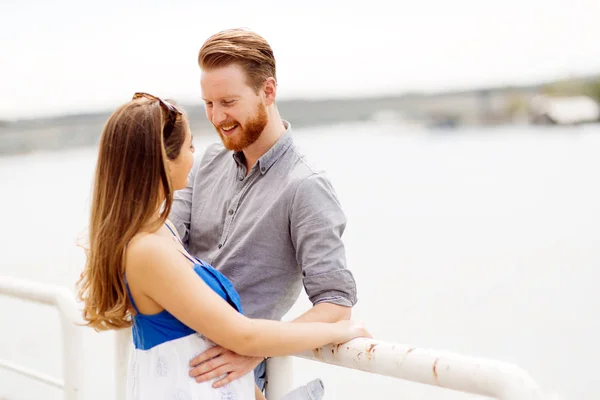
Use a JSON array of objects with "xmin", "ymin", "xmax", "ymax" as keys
[{"xmin": 1, "ymin": 0, "xmax": 599, "ymax": 119}]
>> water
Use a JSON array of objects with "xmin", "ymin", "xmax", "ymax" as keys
[{"xmin": 1, "ymin": 122, "xmax": 599, "ymax": 399}]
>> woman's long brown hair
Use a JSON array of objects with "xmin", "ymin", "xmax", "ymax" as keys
[{"xmin": 77, "ymin": 97, "xmax": 187, "ymax": 330}]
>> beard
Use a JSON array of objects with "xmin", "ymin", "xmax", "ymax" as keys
[{"xmin": 214, "ymin": 102, "xmax": 268, "ymax": 152}]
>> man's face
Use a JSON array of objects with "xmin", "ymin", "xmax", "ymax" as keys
[{"xmin": 201, "ymin": 64, "xmax": 268, "ymax": 152}]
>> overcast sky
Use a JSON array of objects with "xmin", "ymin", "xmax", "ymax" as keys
[{"xmin": 1, "ymin": 0, "xmax": 599, "ymax": 119}]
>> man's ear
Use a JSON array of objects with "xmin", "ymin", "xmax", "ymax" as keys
[{"xmin": 263, "ymin": 77, "xmax": 277, "ymax": 106}]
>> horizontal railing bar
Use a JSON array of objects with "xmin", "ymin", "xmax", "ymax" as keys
[
  {"xmin": 0, "ymin": 359, "xmax": 64, "ymax": 389},
  {"xmin": 294, "ymin": 338, "xmax": 545, "ymax": 400}
]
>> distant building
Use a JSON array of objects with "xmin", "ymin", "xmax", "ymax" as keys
[{"xmin": 529, "ymin": 95, "xmax": 600, "ymax": 125}]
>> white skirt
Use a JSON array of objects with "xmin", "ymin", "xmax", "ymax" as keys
[{"xmin": 127, "ymin": 333, "xmax": 255, "ymax": 400}]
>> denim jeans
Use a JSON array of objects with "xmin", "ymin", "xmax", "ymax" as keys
[
  {"xmin": 253, "ymin": 361, "xmax": 324, "ymax": 400},
  {"xmin": 281, "ymin": 379, "xmax": 325, "ymax": 400},
  {"xmin": 254, "ymin": 359, "xmax": 267, "ymax": 392}
]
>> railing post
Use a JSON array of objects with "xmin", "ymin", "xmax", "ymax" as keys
[
  {"xmin": 55, "ymin": 288, "xmax": 85, "ymax": 400},
  {"xmin": 265, "ymin": 356, "xmax": 294, "ymax": 399},
  {"xmin": 115, "ymin": 328, "xmax": 132, "ymax": 400},
  {"xmin": 0, "ymin": 276, "xmax": 85, "ymax": 400}
]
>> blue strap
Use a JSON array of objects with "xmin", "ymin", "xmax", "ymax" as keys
[
  {"xmin": 165, "ymin": 223, "xmax": 202, "ymax": 265},
  {"xmin": 123, "ymin": 274, "xmax": 141, "ymax": 315},
  {"xmin": 164, "ymin": 223, "xmax": 179, "ymax": 240},
  {"xmin": 178, "ymin": 249, "xmax": 197, "ymax": 265}
]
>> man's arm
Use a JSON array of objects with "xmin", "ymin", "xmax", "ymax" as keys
[
  {"xmin": 169, "ymin": 155, "xmax": 200, "ymax": 245},
  {"xmin": 290, "ymin": 173, "xmax": 358, "ymax": 322},
  {"xmin": 292, "ymin": 302, "xmax": 351, "ymax": 323},
  {"xmin": 189, "ymin": 172, "xmax": 357, "ymax": 388}
]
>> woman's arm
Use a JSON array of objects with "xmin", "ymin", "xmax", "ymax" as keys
[
  {"xmin": 254, "ymin": 385, "xmax": 266, "ymax": 400},
  {"xmin": 126, "ymin": 235, "xmax": 369, "ymax": 358}
]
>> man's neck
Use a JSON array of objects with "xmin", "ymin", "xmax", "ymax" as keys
[{"xmin": 243, "ymin": 110, "xmax": 286, "ymax": 172}]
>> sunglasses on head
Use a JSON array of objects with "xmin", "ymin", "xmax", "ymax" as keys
[{"xmin": 132, "ymin": 92, "xmax": 183, "ymax": 138}]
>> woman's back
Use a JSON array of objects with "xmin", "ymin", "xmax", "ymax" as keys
[{"xmin": 124, "ymin": 224, "xmax": 255, "ymax": 399}]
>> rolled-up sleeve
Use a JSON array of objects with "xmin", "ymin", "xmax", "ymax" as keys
[{"xmin": 290, "ymin": 173, "xmax": 357, "ymax": 307}]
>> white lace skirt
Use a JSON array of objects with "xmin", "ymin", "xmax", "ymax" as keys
[{"xmin": 127, "ymin": 333, "xmax": 255, "ymax": 400}]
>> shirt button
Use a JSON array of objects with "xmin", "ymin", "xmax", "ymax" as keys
[
  {"xmin": 218, "ymin": 244, "xmax": 222, "ymax": 249},
  {"xmin": 260, "ymin": 167, "xmax": 265, "ymax": 173},
  {"xmin": 239, "ymin": 176, "xmax": 243, "ymax": 181},
  {"xmin": 228, "ymin": 209, "xmax": 234, "ymax": 215}
]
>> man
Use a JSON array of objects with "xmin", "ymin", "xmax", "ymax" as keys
[{"xmin": 169, "ymin": 28, "xmax": 357, "ymax": 392}]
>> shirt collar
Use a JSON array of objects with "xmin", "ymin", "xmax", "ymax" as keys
[{"xmin": 232, "ymin": 120, "xmax": 293, "ymax": 175}]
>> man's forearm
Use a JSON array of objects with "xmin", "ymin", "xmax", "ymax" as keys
[{"xmin": 292, "ymin": 302, "xmax": 351, "ymax": 323}]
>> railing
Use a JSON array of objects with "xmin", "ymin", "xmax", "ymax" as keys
[
  {"xmin": 1, "ymin": 276, "xmax": 546, "ymax": 400},
  {"xmin": 0, "ymin": 276, "xmax": 84, "ymax": 400},
  {"xmin": 265, "ymin": 340, "xmax": 546, "ymax": 399}
]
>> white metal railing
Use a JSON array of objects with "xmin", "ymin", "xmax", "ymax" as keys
[
  {"xmin": 266, "ymin": 340, "xmax": 546, "ymax": 399},
  {"xmin": 0, "ymin": 276, "xmax": 84, "ymax": 400},
  {"xmin": 1, "ymin": 276, "xmax": 546, "ymax": 400}
]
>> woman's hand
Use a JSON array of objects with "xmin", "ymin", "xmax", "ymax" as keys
[{"xmin": 333, "ymin": 320, "xmax": 371, "ymax": 344}]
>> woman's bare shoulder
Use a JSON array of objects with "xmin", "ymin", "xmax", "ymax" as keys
[{"xmin": 126, "ymin": 232, "xmax": 178, "ymax": 276}]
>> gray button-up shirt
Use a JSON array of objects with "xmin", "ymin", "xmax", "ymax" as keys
[{"xmin": 169, "ymin": 122, "xmax": 357, "ymax": 320}]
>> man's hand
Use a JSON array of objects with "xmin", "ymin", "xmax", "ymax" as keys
[{"xmin": 189, "ymin": 345, "xmax": 263, "ymax": 388}]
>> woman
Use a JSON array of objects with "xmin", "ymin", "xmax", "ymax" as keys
[{"xmin": 77, "ymin": 93, "xmax": 370, "ymax": 400}]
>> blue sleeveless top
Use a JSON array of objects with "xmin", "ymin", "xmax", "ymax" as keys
[{"xmin": 125, "ymin": 225, "xmax": 244, "ymax": 350}]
